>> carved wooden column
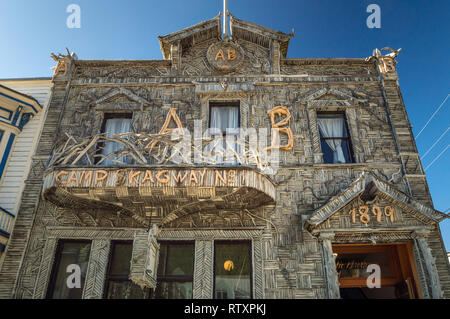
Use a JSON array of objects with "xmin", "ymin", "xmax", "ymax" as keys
[
  {"xmin": 252, "ymin": 239, "xmax": 264, "ymax": 299},
  {"xmin": 193, "ymin": 240, "xmax": 214, "ymax": 299},
  {"xmin": 271, "ymin": 40, "xmax": 280, "ymax": 75},
  {"xmin": 171, "ymin": 41, "xmax": 181, "ymax": 74},
  {"xmin": 412, "ymin": 230, "xmax": 443, "ymax": 299},
  {"xmin": 33, "ymin": 237, "xmax": 58, "ymax": 299},
  {"xmin": 318, "ymin": 232, "xmax": 340, "ymax": 299},
  {"xmin": 82, "ymin": 239, "xmax": 111, "ymax": 299}
]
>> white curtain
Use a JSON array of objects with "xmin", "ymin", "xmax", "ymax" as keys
[
  {"xmin": 209, "ymin": 107, "xmax": 239, "ymax": 164},
  {"xmin": 317, "ymin": 117, "xmax": 346, "ymax": 163},
  {"xmin": 102, "ymin": 118, "xmax": 131, "ymax": 165}
]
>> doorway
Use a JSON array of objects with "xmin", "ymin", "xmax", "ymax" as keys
[{"xmin": 332, "ymin": 243, "xmax": 421, "ymax": 299}]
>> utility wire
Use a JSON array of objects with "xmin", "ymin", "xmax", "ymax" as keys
[
  {"xmin": 416, "ymin": 94, "xmax": 449, "ymax": 139},
  {"xmin": 424, "ymin": 144, "xmax": 449, "ymax": 171},
  {"xmin": 421, "ymin": 126, "xmax": 450, "ymax": 159}
]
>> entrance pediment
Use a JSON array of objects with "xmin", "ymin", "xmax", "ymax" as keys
[{"xmin": 306, "ymin": 172, "xmax": 447, "ymax": 234}]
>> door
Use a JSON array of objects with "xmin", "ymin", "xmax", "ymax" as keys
[{"xmin": 332, "ymin": 243, "xmax": 422, "ymax": 299}]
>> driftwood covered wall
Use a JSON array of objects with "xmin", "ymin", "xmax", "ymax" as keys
[{"xmin": 0, "ymin": 15, "xmax": 448, "ymax": 299}]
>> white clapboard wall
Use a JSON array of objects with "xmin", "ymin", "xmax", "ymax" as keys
[{"xmin": 0, "ymin": 79, "xmax": 52, "ymax": 215}]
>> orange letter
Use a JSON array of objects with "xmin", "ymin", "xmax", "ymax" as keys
[
  {"xmin": 215, "ymin": 49, "xmax": 225, "ymax": 61},
  {"xmin": 227, "ymin": 49, "xmax": 236, "ymax": 61},
  {"xmin": 94, "ymin": 170, "xmax": 108, "ymax": 185},
  {"xmin": 55, "ymin": 171, "xmax": 68, "ymax": 185}
]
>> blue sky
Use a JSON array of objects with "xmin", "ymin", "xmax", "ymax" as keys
[{"xmin": 0, "ymin": 0, "xmax": 449, "ymax": 249}]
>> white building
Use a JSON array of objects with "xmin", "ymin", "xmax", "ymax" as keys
[{"xmin": 0, "ymin": 78, "xmax": 52, "ymax": 267}]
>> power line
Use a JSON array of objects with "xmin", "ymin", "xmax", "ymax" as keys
[
  {"xmin": 416, "ymin": 93, "xmax": 450, "ymax": 139},
  {"xmin": 421, "ymin": 126, "xmax": 450, "ymax": 159},
  {"xmin": 424, "ymin": 144, "xmax": 449, "ymax": 171}
]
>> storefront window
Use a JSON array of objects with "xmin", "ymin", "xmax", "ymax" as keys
[
  {"xmin": 154, "ymin": 242, "xmax": 194, "ymax": 299},
  {"xmin": 214, "ymin": 241, "xmax": 252, "ymax": 299},
  {"xmin": 47, "ymin": 241, "xmax": 91, "ymax": 299},
  {"xmin": 104, "ymin": 241, "xmax": 150, "ymax": 299}
]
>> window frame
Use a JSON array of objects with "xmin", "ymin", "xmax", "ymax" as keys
[
  {"xmin": 208, "ymin": 101, "xmax": 241, "ymax": 135},
  {"xmin": 46, "ymin": 239, "xmax": 92, "ymax": 299},
  {"xmin": 317, "ymin": 112, "xmax": 355, "ymax": 164},
  {"xmin": 154, "ymin": 241, "xmax": 195, "ymax": 299},
  {"xmin": 95, "ymin": 112, "xmax": 133, "ymax": 165},
  {"xmin": 103, "ymin": 240, "xmax": 133, "ymax": 295},
  {"xmin": 208, "ymin": 101, "xmax": 241, "ymax": 165},
  {"xmin": 213, "ymin": 240, "xmax": 253, "ymax": 300}
]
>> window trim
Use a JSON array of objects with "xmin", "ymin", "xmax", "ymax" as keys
[
  {"xmin": 213, "ymin": 240, "xmax": 253, "ymax": 300},
  {"xmin": 317, "ymin": 112, "xmax": 355, "ymax": 164},
  {"xmin": 46, "ymin": 239, "xmax": 91, "ymax": 299}
]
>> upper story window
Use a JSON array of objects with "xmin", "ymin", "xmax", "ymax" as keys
[
  {"xmin": 209, "ymin": 101, "xmax": 240, "ymax": 165},
  {"xmin": 100, "ymin": 113, "xmax": 132, "ymax": 165},
  {"xmin": 104, "ymin": 241, "xmax": 150, "ymax": 299},
  {"xmin": 155, "ymin": 242, "xmax": 194, "ymax": 299},
  {"xmin": 47, "ymin": 240, "xmax": 91, "ymax": 299},
  {"xmin": 317, "ymin": 113, "xmax": 354, "ymax": 164}
]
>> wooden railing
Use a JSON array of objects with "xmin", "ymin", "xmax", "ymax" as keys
[{"xmin": 0, "ymin": 207, "xmax": 14, "ymax": 237}]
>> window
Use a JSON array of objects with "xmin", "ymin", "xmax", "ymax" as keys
[
  {"xmin": 47, "ymin": 240, "xmax": 91, "ymax": 299},
  {"xmin": 154, "ymin": 242, "xmax": 194, "ymax": 299},
  {"xmin": 208, "ymin": 101, "xmax": 240, "ymax": 165},
  {"xmin": 317, "ymin": 113, "xmax": 354, "ymax": 164},
  {"xmin": 214, "ymin": 241, "xmax": 252, "ymax": 299},
  {"xmin": 104, "ymin": 241, "xmax": 150, "ymax": 299},
  {"xmin": 99, "ymin": 113, "xmax": 132, "ymax": 165}
]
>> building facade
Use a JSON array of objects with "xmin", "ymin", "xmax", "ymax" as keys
[
  {"xmin": 0, "ymin": 14, "xmax": 448, "ymax": 299},
  {"xmin": 0, "ymin": 78, "xmax": 51, "ymax": 267}
]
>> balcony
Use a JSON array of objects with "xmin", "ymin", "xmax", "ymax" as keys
[{"xmin": 43, "ymin": 132, "xmax": 277, "ymax": 227}]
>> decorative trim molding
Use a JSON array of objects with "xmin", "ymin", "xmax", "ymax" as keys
[
  {"xmin": 33, "ymin": 238, "xmax": 58, "ymax": 299},
  {"xmin": 83, "ymin": 239, "xmax": 111, "ymax": 299}
]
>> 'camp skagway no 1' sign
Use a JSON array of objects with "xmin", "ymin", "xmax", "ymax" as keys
[{"xmin": 207, "ymin": 41, "xmax": 245, "ymax": 71}]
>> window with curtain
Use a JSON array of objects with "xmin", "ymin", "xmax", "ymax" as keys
[
  {"xmin": 104, "ymin": 241, "xmax": 151, "ymax": 299},
  {"xmin": 208, "ymin": 102, "xmax": 240, "ymax": 165},
  {"xmin": 100, "ymin": 113, "xmax": 132, "ymax": 165},
  {"xmin": 47, "ymin": 240, "xmax": 91, "ymax": 299},
  {"xmin": 317, "ymin": 113, "xmax": 354, "ymax": 164},
  {"xmin": 154, "ymin": 242, "xmax": 194, "ymax": 299},
  {"xmin": 214, "ymin": 241, "xmax": 252, "ymax": 299}
]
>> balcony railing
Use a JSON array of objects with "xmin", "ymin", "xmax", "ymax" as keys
[
  {"xmin": 48, "ymin": 131, "xmax": 277, "ymax": 174},
  {"xmin": 0, "ymin": 207, "xmax": 14, "ymax": 237}
]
